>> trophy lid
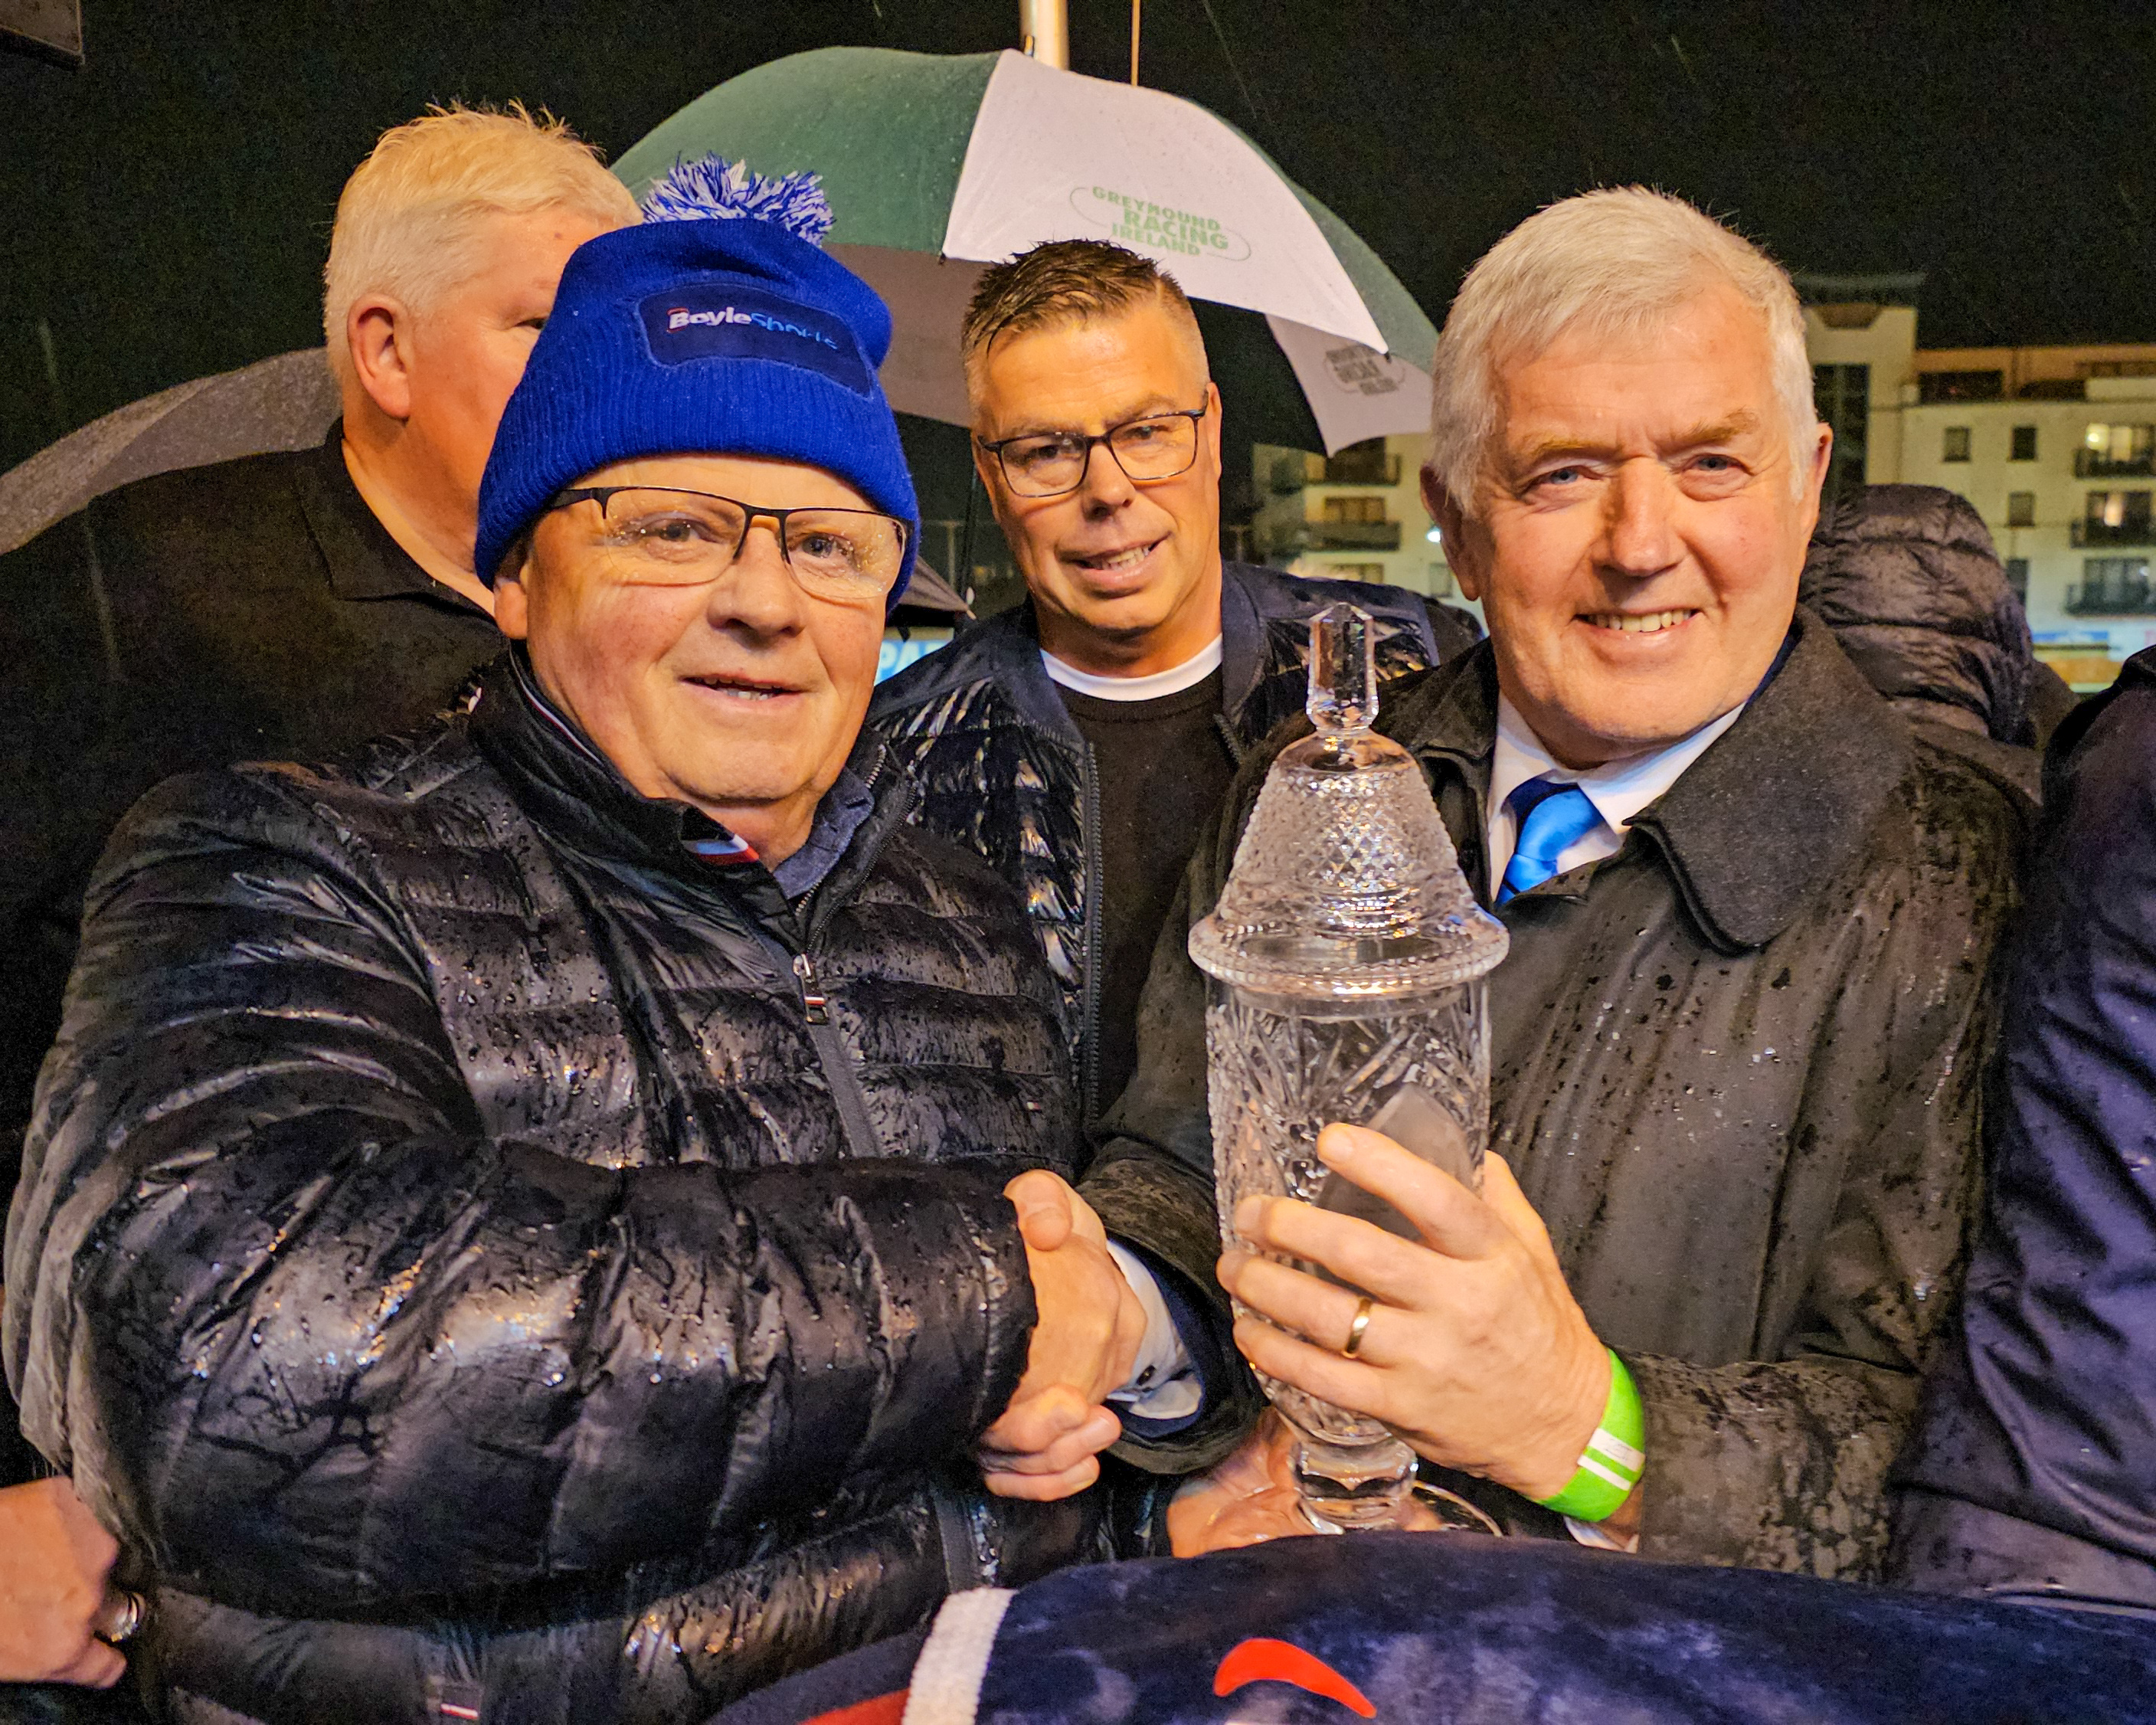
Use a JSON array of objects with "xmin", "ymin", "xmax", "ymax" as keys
[{"xmin": 1189, "ymin": 604, "xmax": 1508, "ymax": 1000}]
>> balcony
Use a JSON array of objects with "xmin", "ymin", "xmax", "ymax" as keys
[
  {"xmin": 2077, "ymin": 450, "xmax": 2156, "ymax": 479},
  {"xmin": 1918, "ymin": 369, "xmax": 2005, "ymax": 404},
  {"xmin": 1267, "ymin": 449, "xmax": 1403, "ymax": 492},
  {"xmin": 2066, "ymin": 578, "xmax": 2156, "ymax": 616},
  {"xmin": 1304, "ymin": 519, "xmax": 1403, "ymax": 552},
  {"xmin": 2073, "ymin": 519, "xmax": 2156, "ymax": 547},
  {"xmin": 1320, "ymin": 447, "xmax": 1402, "ymax": 485}
]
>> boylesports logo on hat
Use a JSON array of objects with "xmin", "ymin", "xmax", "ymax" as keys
[
  {"xmin": 664, "ymin": 303, "xmax": 840, "ymax": 351},
  {"xmin": 638, "ymin": 284, "xmax": 872, "ymax": 396}
]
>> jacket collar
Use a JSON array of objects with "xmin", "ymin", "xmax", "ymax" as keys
[
  {"xmin": 469, "ymin": 649, "xmax": 906, "ymax": 909},
  {"xmin": 1216, "ymin": 561, "xmax": 1274, "ymax": 717},
  {"xmin": 290, "ymin": 422, "xmax": 491, "ymax": 614},
  {"xmin": 936, "ymin": 601, "xmax": 1085, "ymax": 746},
  {"xmin": 1400, "ymin": 607, "xmax": 1909, "ymax": 953}
]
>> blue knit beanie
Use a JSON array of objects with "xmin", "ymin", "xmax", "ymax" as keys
[{"xmin": 476, "ymin": 174, "xmax": 918, "ymax": 606}]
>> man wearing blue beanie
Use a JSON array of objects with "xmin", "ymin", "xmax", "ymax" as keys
[{"xmin": 9, "ymin": 195, "xmax": 1220, "ymax": 1722}]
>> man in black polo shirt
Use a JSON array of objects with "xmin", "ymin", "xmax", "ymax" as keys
[
  {"xmin": 1, "ymin": 105, "xmax": 636, "ymax": 1179},
  {"xmin": 0, "ymin": 106, "xmax": 633, "ymax": 1687}
]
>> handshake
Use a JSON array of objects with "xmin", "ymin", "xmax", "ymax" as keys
[{"xmin": 980, "ymin": 1170, "xmax": 1150, "ymax": 1501}]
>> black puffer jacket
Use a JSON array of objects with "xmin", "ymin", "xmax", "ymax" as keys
[
  {"xmin": 5, "ymin": 656, "xmax": 1111, "ymax": 1725},
  {"xmin": 869, "ymin": 563, "xmax": 1474, "ymax": 1125},
  {"xmin": 1801, "ymin": 483, "xmax": 2051, "ymax": 765}
]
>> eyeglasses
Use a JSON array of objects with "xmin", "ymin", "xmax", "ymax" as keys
[
  {"xmin": 545, "ymin": 487, "xmax": 910, "ymax": 603},
  {"xmin": 976, "ymin": 401, "xmax": 1209, "ymax": 499}
]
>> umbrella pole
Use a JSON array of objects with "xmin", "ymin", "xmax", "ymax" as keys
[
  {"xmin": 35, "ymin": 318, "xmax": 122, "ymax": 683},
  {"xmin": 1130, "ymin": 0, "xmax": 1141, "ymax": 83},
  {"xmin": 1019, "ymin": 0, "xmax": 1067, "ymax": 67},
  {"xmin": 960, "ymin": 465, "xmax": 982, "ymax": 607}
]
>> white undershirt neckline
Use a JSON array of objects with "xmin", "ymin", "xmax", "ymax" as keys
[
  {"xmin": 1041, "ymin": 636, "xmax": 1223, "ymax": 702},
  {"xmin": 1484, "ymin": 694, "xmax": 1746, "ymax": 896}
]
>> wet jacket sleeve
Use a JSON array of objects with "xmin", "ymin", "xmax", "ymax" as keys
[
  {"xmin": 1628, "ymin": 783, "xmax": 2016, "ymax": 1578},
  {"xmin": 3, "ymin": 769, "xmax": 1036, "ymax": 1619},
  {"xmin": 1889, "ymin": 669, "xmax": 2156, "ymax": 1604}
]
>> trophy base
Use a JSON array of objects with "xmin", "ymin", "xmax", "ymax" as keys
[
  {"xmin": 1292, "ymin": 1435, "xmax": 1509, "ymax": 1536},
  {"xmin": 1291, "ymin": 1432, "xmax": 1417, "ymax": 1531}
]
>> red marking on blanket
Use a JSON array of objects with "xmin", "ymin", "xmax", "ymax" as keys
[
  {"xmin": 1213, "ymin": 1638, "xmax": 1376, "ymax": 1716},
  {"xmin": 802, "ymin": 1688, "xmax": 907, "ymax": 1725}
]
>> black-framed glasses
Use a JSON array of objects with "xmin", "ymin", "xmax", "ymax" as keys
[
  {"xmin": 547, "ymin": 486, "xmax": 909, "ymax": 602},
  {"xmin": 976, "ymin": 401, "xmax": 1210, "ymax": 499}
]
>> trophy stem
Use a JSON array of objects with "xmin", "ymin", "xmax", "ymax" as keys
[{"xmin": 1287, "ymin": 1414, "xmax": 1418, "ymax": 1531}]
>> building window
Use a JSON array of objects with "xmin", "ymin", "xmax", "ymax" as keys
[
  {"xmin": 1320, "ymin": 495, "xmax": 1386, "ymax": 525},
  {"xmin": 1943, "ymin": 426, "xmax": 1972, "ymax": 463},
  {"xmin": 1813, "ymin": 363, "xmax": 1870, "ymax": 504},
  {"xmin": 2005, "ymin": 557, "xmax": 2029, "ymax": 600},
  {"xmin": 2080, "ymin": 423, "xmax": 2156, "ymax": 479},
  {"xmin": 2071, "ymin": 556, "xmax": 2155, "ymax": 615},
  {"xmin": 2007, "ymin": 491, "xmax": 2036, "ymax": 527},
  {"xmin": 1327, "ymin": 562, "xmax": 1386, "ymax": 583},
  {"xmin": 2080, "ymin": 491, "xmax": 2156, "ymax": 545},
  {"xmin": 1920, "ymin": 371, "xmax": 2005, "ymax": 404},
  {"xmin": 1426, "ymin": 561, "xmax": 1456, "ymax": 597},
  {"xmin": 2010, "ymin": 425, "xmax": 2038, "ymax": 461}
]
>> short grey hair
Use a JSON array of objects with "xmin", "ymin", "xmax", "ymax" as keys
[
  {"xmin": 1426, "ymin": 187, "xmax": 1817, "ymax": 509},
  {"xmin": 323, "ymin": 103, "xmax": 640, "ymax": 388}
]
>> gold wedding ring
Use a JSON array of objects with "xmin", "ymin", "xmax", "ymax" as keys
[
  {"xmin": 93, "ymin": 1588, "xmax": 148, "ymax": 1646},
  {"xmin": 1341, "ymin": 1295, "xmax": 1376, "ymax": 1359}
]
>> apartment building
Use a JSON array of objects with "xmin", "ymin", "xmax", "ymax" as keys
[
  {"xmin": 1249, "ymin": 434, "xmax": 1479, "ymax": 625},
  {"xmin": 1803, "ymin": 280, "xmax": 2156, "ymax": 692}
]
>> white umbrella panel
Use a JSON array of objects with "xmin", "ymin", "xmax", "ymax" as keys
[{"xmin": 615, "ymin": 47, "xmax": 1439, "ymax": 455}]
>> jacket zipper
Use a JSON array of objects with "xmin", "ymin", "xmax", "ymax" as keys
[
  {"xmin": 791, "ymin": 944, "xmax": 883, "ymax": 1160},
  {"xmin": 779, "ymin": 743, "xmax": 893, "ymax": 1160},
  {"xmin": 1212, "ymin": 711, "xmax": 1246, "ymax": 770}
]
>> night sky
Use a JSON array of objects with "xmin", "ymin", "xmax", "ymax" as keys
[{"xmin": 5, "ymin": 0, "xmax": 2152, "ymax": 483}]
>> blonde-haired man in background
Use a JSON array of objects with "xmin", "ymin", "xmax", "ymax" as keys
[
  {"xmin": 0, "ymin": 105, "xmax": 633, "ymax": 1691},
  {"xmin": 329, "ymin": 103, "xmax": 638, "ymax": 610}
]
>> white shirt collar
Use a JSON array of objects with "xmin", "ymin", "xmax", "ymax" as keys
[
  {"xmin": 1489, "ymin": 695, "xmax": 1745, "ymax": 841},
  {"xmin": 1041, "ymin": 636, "xmax": 1222, "ymax": 702},
  {"xmin": 1483, "ymin": 695, "xmax": 1751, "ymax": 902}
]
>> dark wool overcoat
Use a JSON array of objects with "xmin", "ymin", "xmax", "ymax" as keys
[
  {"xmin": 5, "ymin": 656, "xmax": 1124, "ymax": 1725},
  {"xmin": 1100, "ymin": 610, "xmax": 2030, "ymax": 1580}
]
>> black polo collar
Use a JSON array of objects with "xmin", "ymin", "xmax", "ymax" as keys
[
  {"xmin": 1397, "ymin": 607, "xmax": 1909, "ymax": 954},
  {"xmin": 290, "ymin": 422, "xmax": 489, "ymax": 612}
]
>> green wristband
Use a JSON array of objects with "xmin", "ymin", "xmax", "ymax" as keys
[{"xmin": 1533, "ymin": 1350, "xmax": 1645, "ymax": 1524}]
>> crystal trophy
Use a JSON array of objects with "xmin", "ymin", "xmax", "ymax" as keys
[{"xmin": 1190, "ymin": 604, "xmax": 1510, "ymax": 1530}]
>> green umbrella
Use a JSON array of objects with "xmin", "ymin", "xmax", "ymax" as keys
[{"xmin": 614, "ymin": 47, "xmax": 1438, "ymax": 453}]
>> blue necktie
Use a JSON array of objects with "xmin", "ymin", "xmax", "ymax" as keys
[{"xmin": 1497, "ymin": 777, "xmax": 1601, "ymax": 904}]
